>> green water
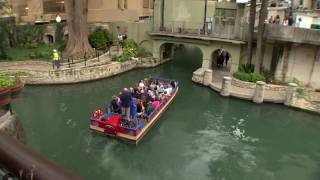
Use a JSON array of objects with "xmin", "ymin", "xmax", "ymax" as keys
[{"xmin": 13, "ymin": 47, "xmax": 320, "ymax": 180}]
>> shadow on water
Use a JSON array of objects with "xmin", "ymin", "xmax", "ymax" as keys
[{"xmin": 11, "ymin": 46, "xmax": 320, "ymax": 180}]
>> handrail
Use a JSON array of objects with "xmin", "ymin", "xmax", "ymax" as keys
[{"xmin": 0, "ymin": 131, "xmax": 83, "ymax": 180}]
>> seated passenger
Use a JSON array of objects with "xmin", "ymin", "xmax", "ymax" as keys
[
  {"xmin": 151, "ymin": 100, "xmax": 160, "ymax": 109},
  {"xmin": 170, "ymin": 81, "xmax": 176, "ymax": 89},
  {"xmin": 146, "ymin": 102, "xmax": 155, "ymax": 116},
  {"xmin": 164, "ymin": 85, "xmax": 173, "ymax": 96},
  {"xmin": 137, "ymin": 99, "xmax": 145, "ymax": 117},
  {"xmin": 139, "ymin": 80, "xmax": 145, "ymax": 88},
  {"xmin": 110, "ymin": 95, "xmax": 121, "ymax": 114}
]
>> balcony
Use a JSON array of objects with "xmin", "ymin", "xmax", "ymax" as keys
[
  {"xmin": 264, "ymin": 24, "xmax": 320, "ymax": 45},
  {"xmin": 150, "ymin": 21, "xmax": 247, "ymax": 43}
]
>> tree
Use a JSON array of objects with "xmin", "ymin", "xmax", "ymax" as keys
[
  {"xmin": 247, "ymin": 0, "xmax": 257, "ymax": 65},
  {"xmin": 64, "ymin": 0, "xmax": 93, "ymax": 58},
  {"xmin": 254, "ymin": 0, "xmax": 269, "ymax": 74}
]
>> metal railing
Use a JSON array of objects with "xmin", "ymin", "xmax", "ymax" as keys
[
  {"xmin": 0, "ymin": 131, "xmax": 83, "ymax": 180},
  {"xmin": 152, "ymin": 21, "xmax": 248, "ymax": 41}
]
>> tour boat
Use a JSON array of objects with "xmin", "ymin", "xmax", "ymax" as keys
[{"xmin": 89, "ymin": 77, "xmax": 179, "ymax": 144}]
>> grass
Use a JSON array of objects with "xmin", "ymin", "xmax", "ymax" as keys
[
  {"xmin": 0, "ymin": 71, "xmax": 32, "ymax": 77},
  {"xmin": 2, "ymin": 43, "xmax": 60, "ymax": 62}
]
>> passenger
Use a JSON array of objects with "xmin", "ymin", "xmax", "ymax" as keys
[
  {"xmin": 148, "ymin": 90, "xmax": 156, "ymax": 101},
  {"xmin": 139, "ymin": 80, "xmax": 145, "ymax": 88},
  {"xmin": 170, "ymin": 81, "xmax": 176, "ymax": 89},
  {"xmin": 137, "ymin": 99, "xmax": 145, "ymax": 117},
  {"xmin": 120, "ymin": 88, "xmax": 132, "ymax": 120},
  {"xmin": 146, "ymin": 102, "xmax": 155, "ymax": 117},
  {"xmin": 110, "ymin": 95, "xmax": 121, "ymax": 114},
  {"xmin": 129, "ymin": 87, "xmax": 134, "ymax": 96},
  {"xmin": 152, "ymin": 100, "xmax": 160, "ymax": 109},
  {"xmin": 164, "ymin": 85, "xmax": 173, "ymax": 96},
  {"xmin": 130, "ymin": 97, "xmax": 138, "ymax": 120}
]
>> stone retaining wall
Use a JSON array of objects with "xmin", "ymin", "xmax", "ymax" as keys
[
  {"xmin": 231, "ymin": 78, "xmax": 287, "ymax": 92},
  {"xmin": 19, "ymin": 57, "xmax": 172, "ymax": 85},
  {"xmin": 192, "ymin": 68, "xmax": 320, "ymax": 115}
]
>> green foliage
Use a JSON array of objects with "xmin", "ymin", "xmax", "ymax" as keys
[
  {"xmin": 89, "ymin": 27, "xmax": 112, "ymax": 51},
  {"xmin": 16, "ymin": 24, "xmax": 46, "ymax": 48},
  {"xmin": 261, "ymin": 67, "xmax": 274, "ymax": 83},
  {"xmin": 136, "ymin": 46, "xmax": 152, "ymax": 57},
  {"xmin": 0, "ymin": 75, "xmax": 15, "ymax": 88},
  {"xmin": 296, "ymin": 87, "xmax": 306, "ymax": 96},
  {"xmin": 3, "ymin": 43, "xmax": 60, "ymax": 61},
  {"xmin": 291, "ymin": 77, "xmax": 301, "ymax": 86},
  {"xmin": 238, "ymin": 63, "xmax": 255, "ymax": 73},
  {"xmin": 233, "ymin": 71, "xmax": 265, "ymax": 83},
  {"xmin": 122, "ymin": 39, "xmax": 138, "ymax": 58},
  {"xmin": 55, "ymin": 22, "xmax": 66, "ymax": 44},
  {"xmin": 111, "ymin": 54, "xmax": 131, "ymax": 62}
]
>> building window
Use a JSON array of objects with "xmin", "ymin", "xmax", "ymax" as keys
[
  {"xmin": 143, "ymin": 0, "xmax": 149, "ymax": 8},
  {"xmin": 214, "ymin": 8, "xmax": 236, "ymax": 25},
  {"xmin": 43, "ymin": 0, "xmax": 65, "ymax": 14}
]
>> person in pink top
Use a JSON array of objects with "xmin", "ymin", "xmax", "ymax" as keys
[{"xmin": 151, "ymin": 100, "xmax": 160, "ymax": 109}]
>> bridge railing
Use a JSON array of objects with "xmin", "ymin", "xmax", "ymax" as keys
[
  {"xmin": 153, "ymin": 21, "xmax": 248, "ymax": 41},
  {"xmin": 0, "ymin": 131, "xmax": 83, "ymax": 180}
]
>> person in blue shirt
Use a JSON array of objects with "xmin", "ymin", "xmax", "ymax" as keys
[{"xmin": 130, "ymin": 97, "xmax": 138, "ymax": 120}]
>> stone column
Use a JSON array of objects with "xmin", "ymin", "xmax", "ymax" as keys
[
  {"xmin": 284, "ymin": 83, "xmax": 297, "ymax": 106},
  {"xmin": 203, "ymin": 69, "xmax": 213, "ymax": 86},
  {"xmin": 253, "ymin": 81, "xmax": 266, "ymax": 104},
  {"xmin": 220, "ymin": 76, "xmax": 232, "ymax": 97}
]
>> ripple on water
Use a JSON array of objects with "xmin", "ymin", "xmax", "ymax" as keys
[{"xmin": 181, "ymin": 111, "xmax": 259, "ymax": 180}]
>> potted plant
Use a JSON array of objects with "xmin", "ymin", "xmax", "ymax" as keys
[
  {"xmin": 10, "ymin": 76, "xmax": 24, "ymax": 99},
  {"xmin": 0, "ymin": 76, "xmax": 14, "ymax": 106}
]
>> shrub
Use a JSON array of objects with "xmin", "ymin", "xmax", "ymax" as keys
[
  {"xmin": 55, "ymin": 22, "xmax": 66, "ymax": 44},
  {"xmin": 111, "ymin": 55, "xmax": 119, "ymax": 61},
  {"xmin": 296, "ymin": 87, "xmax": 306, "ymax": 96},
  {"xmin": 111, "ymin": 54, "xmax": 131, "ymax": 62},
  {"xmin": 136, "ymin": 46, "xmax": 152, "ymax": 57},
  {"xmin": 0, "ymin": 76, "xmax": 15, "ymax": 88},
  {"xmin": 261, "ymin": 67, "xmax": 274, "ymax": 83},
  {"xmin": 89, "ymin": 27, "xmax": 112, "ymax": 51},
  {"xmin": 16, "ymin": 24, "xmax": 46, "ymax": 48},
  {"xmin": 238, "ymin": 63, "xmax": 255, "ymax": 73},
  {"xmin": 233, "ymin": 71, "xmax": 265, "ymax": 83}
]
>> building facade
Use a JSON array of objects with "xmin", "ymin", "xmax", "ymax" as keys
[
  {"xmin": 149, "ymin": 0, "xmax": 320, "ymax": 88},
  {"xmin": 10, "ymin": 0, "xmax": 154, "ymax": 23}
]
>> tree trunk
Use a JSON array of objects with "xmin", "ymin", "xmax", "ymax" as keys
[
  {"xmin": 247, "ymin": 0, "xmax": 256, "ymax": 65},
  {"xmin": 255, "ymin": 0, "xmax": 269, "ymax": 74},
  {"xmin": 64, "ymin": 0, "xmax": 93, "ymax": 58}
]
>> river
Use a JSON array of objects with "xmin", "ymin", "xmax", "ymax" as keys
[{"xmin": 12, "ymin": 46, "xmax": 320, "ymax": 180}]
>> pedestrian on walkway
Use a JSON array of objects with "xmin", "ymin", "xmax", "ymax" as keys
[{"xmin": 52, "ymin": 49, "xmax": 60, "ymax": 69}]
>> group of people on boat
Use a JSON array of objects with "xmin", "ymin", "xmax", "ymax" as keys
[{"xmin": 106, "ymin": 78, "xmax": 177, "ymax": 122}]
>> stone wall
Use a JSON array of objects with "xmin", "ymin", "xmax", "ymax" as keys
[
  {"xmin": 192, "ymin": 68, "xmax": 320, "ymax": 115},
  {"xmin": 20, "ymin": 57, "xmax": 171, "ymax": 85},
  {"xmin": 232, "ymin": 78, "xmax": 287, "ymax": 92}
]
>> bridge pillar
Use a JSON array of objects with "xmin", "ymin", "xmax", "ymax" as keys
[
  {"xmin": 201, "ymin": 47, "xmax": 212, "ymax": 69},
  {"xmin": 152, "ymin": 40, "xmax": 162, "ymax": 61}
]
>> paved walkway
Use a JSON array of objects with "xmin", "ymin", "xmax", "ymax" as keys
[{"xmin": 0, "ymin": 46, "xmax": 122, "ymax": 73}]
